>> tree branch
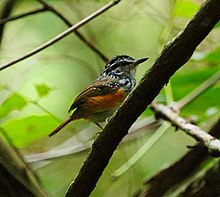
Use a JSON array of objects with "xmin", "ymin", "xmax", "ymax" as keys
[
  {"xmin": 0, "ymin": 0, "xmax": 108, "ymax": 62},
  {"xmin": 0, "ymin": 0, "xmax": 15, "ymax": 44},
  {"xmin": 37, "ymin": 0, "xmax": 108, "ymax": 62},
  {"xmin": 180, "ymin": 159, "xmax": 220, "ymax": 197},
  {"xmin": 65, "ymin": 0, "xmax": 220, "ymax": 196},
  {"xmin": 0, "ymin": 7, "xmax": 47, "ymax": 25},
  {"xmin": 111, "ymin": 70, "xmax": 220, "ymax": 179},
  {"xmin": 134, "ymin": 120, "xmax": 220, "ymax": 197},
  {"xmin": 0, "ymin": 0, "xmax": 119, "ymax": 71},
  {"xmin": 151, "ymin": 102, "xmax": 220, "ymax": 156},
  {"xmin": 25, "ymin": 69, "xmax": 218, "ymax": 168}
]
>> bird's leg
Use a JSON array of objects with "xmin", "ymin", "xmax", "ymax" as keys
[
  {"xmin": 94, "ymin": 122, "xmax": 104, "ymax": 137},
  {"xmin": 94, "ymin": 122, "xmax": 104, "ymax": 132}
]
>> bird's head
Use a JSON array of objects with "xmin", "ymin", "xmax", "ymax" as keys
[{"xmin": 102, "ymin": 55, "xmax": 148, "ymax": 78}]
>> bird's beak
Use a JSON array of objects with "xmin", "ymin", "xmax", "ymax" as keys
[{"xmin": 133, "ymin": 57, "xmax": 149, "ymax": 66}]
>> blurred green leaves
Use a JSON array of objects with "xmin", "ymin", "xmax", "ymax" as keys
[
  {"xmin": 35, "ymin": 84, "xmax": 52, "ymax": 98},
  {"xmin": 0, "ymin": 84, "xmax": 5, "ymax": 90},
  {"xmin": 0, "ymin": 94, "xmax": 27, "ymax": 118},
  {"xmin": 1, "ymin": 115, "xmax": 58, "ymax": 147},
  {"xmin": 173, "ymin": 0, "xmax": 200, "ymax": 18},
  {"xmin": 204, "ymin": 47, "xmax": 220, "ymax": 65},
  {"xmin": 0, "ymin": 83, "xmax": 56, "ymax": 147},
  {"xmin": 171, "ymin": 65, "xmax": 220, "ymax": 121}
]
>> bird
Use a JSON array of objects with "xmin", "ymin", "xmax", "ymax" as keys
[{"xmin": 49, "ymin": 55, "xmax": 148, "ymax": 137}]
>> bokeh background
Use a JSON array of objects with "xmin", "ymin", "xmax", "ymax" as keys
[{"xmin": 0, "ymin": 0, "xmax": 219, "ymax": 196}]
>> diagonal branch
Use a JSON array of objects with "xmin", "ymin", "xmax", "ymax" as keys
[
  {"xmin": 0, "ymin": 0, "xmax": 119, "ymax": 71},
  {"xmin": 0, "ymin": 0, "xmax": 15, "ymax": 44},
  {"xmin": 110, "ymin": 70, "xmax": 220, "ymax": 179},
  {"xmin": 151, "ymin": 102, "xmax": 220, "ymax": 156},
  {"xmin": 37, "ymin": 0, "xmax": 108, "ymax": 62},
  {"xmin": 180, "ymin": 159, "xmax": 220, "ymax": 196},
  {"xmin": 136, "ymin": 119, "xmax": 220, "ymax": 197},
  {"xmin": 65, "ymin": 0, "xmax": 220, "ymax": 196},
  {"xmin": 0, "ymin": 7, "xmax": 47, "ymax": 25},
  {"xmin": 22, "ymin": 68, "xmax": 219, "ymax": 166},
  {"xmin": 0, "ymin": 0, "xmax": 108, "ymax": 62}
]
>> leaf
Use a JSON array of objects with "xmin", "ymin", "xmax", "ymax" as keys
[
  {"xmin": 35, "ymin": 84, "xmax": 52, "ymax": 98},
  {"xmin": 1, "ymin": 115, "xmax": 59, "ymax": 147},
  {"xmin": 0, "ymin": 94, "xmax": 27, "ymax": 118},
  {"xmin": 173, "ymin": 0, "xmax": 200, "ymax": 18}
]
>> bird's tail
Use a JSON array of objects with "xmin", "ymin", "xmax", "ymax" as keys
[{"xmin": 48, "ymin": 116, "xmax": 74, "ymax": 137}]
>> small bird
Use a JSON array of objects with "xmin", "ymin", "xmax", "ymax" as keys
[{"xmin": 49, "ymin": 55, "xmax": 148, "ymax": 137}]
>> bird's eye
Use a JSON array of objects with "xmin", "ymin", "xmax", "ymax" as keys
[
  {"xmin": 121, "ymin": 61, "xmax": 128, "ymax": 66},
  {"xmin": 108, "ymin": 60, "xmax": 128, "ymax": 72},
  {"xmin": 115, "ymin": 67, "xmax": 121, "ymax": 73}
]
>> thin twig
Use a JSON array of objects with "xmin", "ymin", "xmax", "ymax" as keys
[
  {"xmin": 132, "ymin": 67, "xmax": 220, "ymax": 197},
  {"xmin": 0, "ymin": 0, "xmax": 14, "ymax": 44},
  {"xmin": 136, "ymin": 119, "xmax": 220, "ymax": 197},
  {"xmin": 0, "ymin": 7, "xmax": 47, "ymax": 25},
  {"xmin": 123, "ymin": 70, "xmax": 220, "ymax": 178},
  {"xmin": 0, "ymin": 0, "xmax": 120, "ymax": 71},
  {"xmin": 180, "ymin": 159, "xmax": 220, "ymax": 196},
  {"xmin": 151, "ymin": 102, "xmax": 220, "ymax": 156},
  {"xmin": 37, "ymin": 0, "xmax": 108, "ymax": 62},
  {"xmin": 5, "ymin": 86, "xmax": 61, "ymax": 122},
  {"xmin": 0, "ymin": 0, "xmax": 107, "ymax": 63}
]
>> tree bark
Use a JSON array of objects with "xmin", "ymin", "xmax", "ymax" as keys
[
  {"xmin": 180, "ymin": 159, "xmax": 220, "ymax": 197},
  {"xmin": 0, "ymin": 164, "xmax": 34, "ymax": 197},
  {"xmin": 135, "ymin": 119, "xmax": 220, "ymax": 197}
]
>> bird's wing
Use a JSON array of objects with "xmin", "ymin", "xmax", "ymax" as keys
[{"xmin": 68, "ymin": 78, "xmax": 120, "ymax": 112}]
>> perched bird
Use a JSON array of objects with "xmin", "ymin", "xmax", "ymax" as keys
[{"xmin": 49, "ymin": 55, "xmax": 148, "ymax": 137}]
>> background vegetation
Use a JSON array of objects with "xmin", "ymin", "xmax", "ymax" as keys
[{"xmin": 0, "ymin": 0, "xmax": 219, "ymax": 196}]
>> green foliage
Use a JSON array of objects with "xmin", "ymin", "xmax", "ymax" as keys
[
  {"xmin": 35, "ymin": 84, "xmax": 52, "ymax": 98},
  {"xmin": 204, "ymin": 47, "xmax": 220, "ymax": 64},
  {"xmin": 171, "ymin": 65, "xmax": 220, "ymax": 121},
  {"xmin": 173, "ymin": 0, "xmax": 200, "ymax": 18},
  {"xmin": 0, "ymin": 84, "xmax": 6, "ymax": 90},
  {"xmin": 0, "ymin": 94, "xmax": 27, "ymax": 118},
  {"xmin": 172, "ymin": 66, "xmax": 219, "ymax": 99},
  {"xmin": 1, "ymin": 115, "xmax": 58, "ymax": 147},
  {"xmin": 214, "ymin": 21, "xmax": 220, "ymax": 28}
]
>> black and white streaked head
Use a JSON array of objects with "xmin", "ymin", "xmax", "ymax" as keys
[{"xmin": 98, "ymin": 55, "xmax": 148, "ymax": 91}]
